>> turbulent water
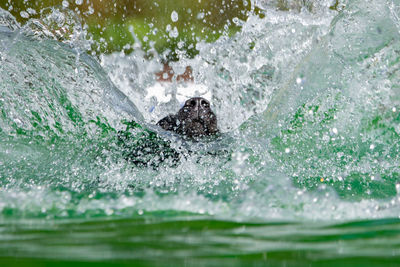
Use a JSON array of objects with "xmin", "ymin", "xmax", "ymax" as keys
[{"xmin": 1, "ymin": 0, "xmax": 400, "ymax": 266}]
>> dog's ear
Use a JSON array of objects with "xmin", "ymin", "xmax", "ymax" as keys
[{"xmin": 157, "ymin": 115, "xmax": 179, "ymax": 132}]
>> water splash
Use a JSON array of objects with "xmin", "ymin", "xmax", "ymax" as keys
[{"xmin": 1, "ymin": 0, "xmax": 400, "ymax": 226}]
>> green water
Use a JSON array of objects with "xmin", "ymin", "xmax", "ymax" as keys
[
  {"xmin": 1, "ymin": 0, "xmax": 400, "ymax": 266},
  {"xmin": 1, "ymin": 217, "xmax": 400, "ymax": 267}
]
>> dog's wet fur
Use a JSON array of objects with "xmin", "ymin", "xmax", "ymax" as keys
[
  {"xmin": 157, "ymin": 97, "xmax": 218, "ymax": 139},
  {"xmin": 118, "ymin": 97, "xmax": 219, "ymax": 169}
]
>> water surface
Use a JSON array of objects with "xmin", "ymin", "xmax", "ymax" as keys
[{"xmin": 1, "ymin": 1, "xmax": 400, "ymax": 266}]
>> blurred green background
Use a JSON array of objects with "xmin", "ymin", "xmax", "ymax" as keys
[
  {"xmin": 1, "ymin": 0, "xmax": 260, "ymax": 60},
  {"xmin": 1, "ymin": 1, "xmax": 341, "ymax": 60}
]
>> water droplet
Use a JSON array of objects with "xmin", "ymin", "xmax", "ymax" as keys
[
  {"xmin": 105, "ymin": 208, "xmax": 114, "ymax": 215},
  {"xmin": 322, "ymin": 134, "xmax": 330, "ymax": 141},
  {"xmin": 20, "ymin": 11, "xmax": 29, "ymax": 19},
  {"xmin": 75, "ymin": 0, "xmax": 83, "ymax": 5},
  {"xmin": 171, "ymin": 11, "xmax": 179, "ymax": 22},
  {"xmin": 27, "ymin": 8, "xmax": 36, "ymax": 15},
  {"xmin": 13, "ymin": 118, "xmax": 22, "ymax": 125},
  {"xmin": 197, "ymin": 12, "xmax": 204, "ymax": 19},
  {"xmin": 296, "ymin": 77, "xmax": 302, "ymax": 84},
  {"xmin": 62, "ymin": 0, "xmax": 69, "ymax": 8},
  {"xmin": 332, "ymin": 128, "xmax": 338, "ymax": 134},
  {"xmin": 169, "ymin": 26, "xmax": 179, "ymax": 38},
  {"xmin": 285, "ymin": 148, "xmax": 291, "ymax": 153},
  {"xmin": 370, "ymin": 144, "xmax": 375, "ymax": 150},
  {"xmin": 87, "ymin": 6, "xmax": 94, "ymax": 15}
]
